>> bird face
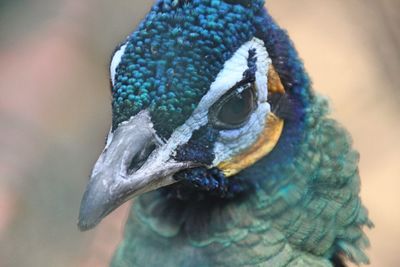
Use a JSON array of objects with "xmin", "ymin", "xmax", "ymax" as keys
[{"xmin": 79, "ymin": 0, "xmax": 288, "ymax": 230}]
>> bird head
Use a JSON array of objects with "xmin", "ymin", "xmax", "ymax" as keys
[{"xmin": 79, "ymin": 0, "xmax": 306, "ymax": 231}]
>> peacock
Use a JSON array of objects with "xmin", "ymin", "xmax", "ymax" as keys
[{"xmin": 78, "ymin": 0, "xmax": 372, "ymax": 266}]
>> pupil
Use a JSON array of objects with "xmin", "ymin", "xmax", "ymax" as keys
[{"xmin": 218, "ymin": 85, "xmax": 254, "ymax": 126}]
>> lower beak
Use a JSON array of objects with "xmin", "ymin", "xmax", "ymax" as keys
[{"xmin": 78, "ymin": 111, "xmax": 193, "ymax": 231}]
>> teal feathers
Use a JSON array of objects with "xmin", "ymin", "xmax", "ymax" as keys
[
  {"xmin": 111, "ymin": 96, "xmax": 371, "ymax": 266},
  {"xmin": 77, "ymin": 0, "xmax": 372, "ymax": 266}
]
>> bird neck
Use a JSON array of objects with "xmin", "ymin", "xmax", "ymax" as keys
[{"xmin": 113, "ymin": 92, "xmax": 371, "ymax": 266}]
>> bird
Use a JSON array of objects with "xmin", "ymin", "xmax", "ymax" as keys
[{"xmin": 78, "ymin": 0, "xmax": 372, "ymax": 266}]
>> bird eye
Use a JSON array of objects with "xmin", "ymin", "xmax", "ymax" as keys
[{"xmin": 210, "ymin": 82, "xmax": 256, "ymax": 129}]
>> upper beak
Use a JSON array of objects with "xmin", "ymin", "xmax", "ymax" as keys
[{"xmin": 78, "ymin": 111, "xmax": 193, "ymax": 231}]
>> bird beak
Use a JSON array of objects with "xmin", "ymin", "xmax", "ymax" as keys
[{"xmin": 78, "ymin": 111, "xmax": 193, "ymax": 231}]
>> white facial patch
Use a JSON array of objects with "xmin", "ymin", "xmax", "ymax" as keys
[
  {"xmin": 213, "ymin": 103, "xmax": 270, "ymax": 165},
  {"xmin": 110, "ymin": 43, "xmax": 127, "ymax": 86},
  {"xmin": 212, "ymin": 38, "xmax": 272, "ymax": 165},
  {"xmin": 144, "ymin": 37, "xmax": 272, "ymax": 168}
]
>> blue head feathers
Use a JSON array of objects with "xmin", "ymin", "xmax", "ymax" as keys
[
  {"xmin": 79, "ymin": 3, "xmax": 371, "ymax": 266},
  {"xmin": 80, "ymin": 0, "xmax": 314, "ymax": 230},
  {"xmin": 111, "ymin": 0, "xmax": 269, "ymax": 137}
]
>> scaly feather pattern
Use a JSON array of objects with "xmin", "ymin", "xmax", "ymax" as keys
[
  {"xmin": 101, "ymin": 1, "xmax": 372, "ymax": 266},
  {"xmin": 111, "ymin": 95, "xmax": 371, "ymax": 267}
]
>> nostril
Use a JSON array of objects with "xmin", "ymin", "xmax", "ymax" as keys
[{"xmin": 127, "ymin": 142, "xmax": 157, "ymax": 174}]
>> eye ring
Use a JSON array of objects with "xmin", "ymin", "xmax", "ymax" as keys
[{"xmin": 209, "ymin": 82, "xmax": 257, "ymax": 130}]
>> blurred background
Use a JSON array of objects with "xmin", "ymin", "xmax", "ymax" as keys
[{"xmin": 0, "ymin": 0, "xmax": 399, "ymax": 266}]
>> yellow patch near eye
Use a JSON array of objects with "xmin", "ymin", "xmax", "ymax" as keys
[
  {"xmin": 218, "ymin": 113, "xmax": 284, "ymax": 177},
  {"xmin": 217, "ymin": 65, "xmax": 286, "ymax": 177},
  {"xmin": 268, "ymin": 66, "xmax": 285, "ymax": 94}
]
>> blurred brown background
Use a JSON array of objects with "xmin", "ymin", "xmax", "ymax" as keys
[{"xmin": 0, "ymin": 0, "xmax": 399, "ymax": 266}]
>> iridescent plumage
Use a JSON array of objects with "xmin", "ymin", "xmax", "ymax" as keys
[{"xmin": 78, "ymin": 1, "xmax": 372, "ymax": 266}]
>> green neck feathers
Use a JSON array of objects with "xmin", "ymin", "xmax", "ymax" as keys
[{"xmin": 111, "ymin": 96, "xmax": 372, "ymax": 267}]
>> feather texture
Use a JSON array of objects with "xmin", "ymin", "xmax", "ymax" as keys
[
  {"xmin": 108, "ymin": 1, "xmax": 371, "ymax": 266},
  {"xmin": 111, "ymin": 96, "xmax": 371, "ymax": 267}
]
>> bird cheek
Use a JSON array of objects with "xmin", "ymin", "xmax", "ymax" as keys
[
  {"xmin": 173, "ymin": 125, "xmax": 220, "ymax": 166},
  {"xmin": 217, "ymin": 65, "xmax": 286, "ymax": 177},
  {"xmin": 217, "ymin": 113, "xmax": 284, "ymax": 177}
]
